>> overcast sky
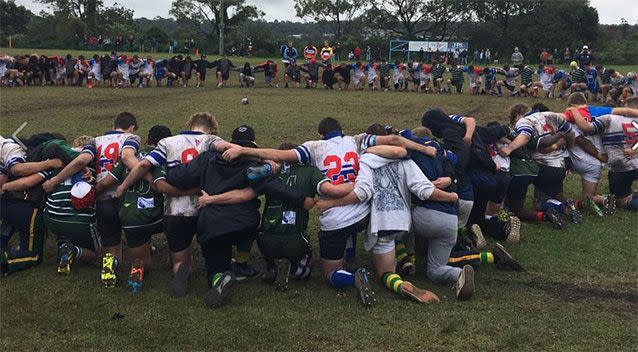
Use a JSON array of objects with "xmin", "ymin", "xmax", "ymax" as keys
[{"xmin": 15, "ymin": 0, "xmax": 638, "ymax": 25}]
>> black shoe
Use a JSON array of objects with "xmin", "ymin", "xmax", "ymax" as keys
[
  {"xmin": 544, "ymin": 208, "xmax": 567, "ymax": 230},
  {"xmin": 493, "ymin": 243, "xmax": 524, "ymax": 271},
  {"xmin": 171, "ymin": 262, "xmax": 190, "ymax": 298},
  {"xmin": 232, "ymin": 261, "xmax": 258, "ymax": 280},
  {"xmin": 565, "ymin": 199, "xmax": 582, "ymax": 224},
  {"xmin": 396, "ymin": 255, "xmax": 416, "ymax": 277},
  {"xmin": 204, "ymin": 272, "xmax": 235, "ymax": 309}
]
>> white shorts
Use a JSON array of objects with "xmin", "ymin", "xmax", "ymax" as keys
[
  {"xmin": 470, "ymin": 78, "xmax": 482, "ymax": 88},
  {"xmin": 0, "ymin": 67, "xmax": 6, "ymax": 77},
  {"xmin": 119, "ymin": 69, "xmax": 129, "ymax": 80},
  {"xmin": 369, "ymin": 231, "xmax": 405, "ymax": 254},
  {"xmin": 570, "ymin": 157, "xmax": 602, "ymax": 183},
  {"xmin": 354, "ymin": 75, "xmax": 364, "ymax": 85},
  {"xmin": 420, "ymin": 73, "xmax": 432, "ymax": 81}
]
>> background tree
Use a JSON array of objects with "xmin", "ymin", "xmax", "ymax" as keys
[
  {"xmin": 38, "ymin": 0, "xmax": 104, "ymax": 32},
  {"xmin": 169, "ymin": 0, "xmax": 263, "ymax": 48},
  {"xmin": 364, "ymin": 0, "xmax": 471, "ymax": 40},
  {"xmin": 0, "ymin": 0, "xmax": 33, "ymax": 39},
  {"xmin": 293, "ymin": 0, "xmax": 369, "ymax": 39}
]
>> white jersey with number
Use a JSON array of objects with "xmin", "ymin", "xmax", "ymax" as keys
[
  {"xmin": 145, "ymin": 132, "xmax": 223, "ymax": 217},
  {"xmin": 294, "ymin": 133, "xmax": 376, "ymax": 231},
  {"xmin": 590, "ymin": 115, "xmax": 638, "ymax": 172},
  {"xmin": 514, "ymin": 111, "xmax": 572, "ymax": 168},
  {"xmin": 82, "ymin": 131, "xmax": 141, "ymax": 200}
]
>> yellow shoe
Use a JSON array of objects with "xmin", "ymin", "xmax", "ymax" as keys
[{"xmin": 101, "ymin": 253, "xmax": 117, "ymax": 288}]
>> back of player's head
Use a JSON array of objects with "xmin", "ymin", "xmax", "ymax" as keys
[
  {"xmin": 531, "ymin": 103, "xmax": 550, "ymax": 112},
  {"xmin": 73, "ymin": 135, "xmax": 92, "ymax": 148},
  {"xmin": 279, "ymin": 142, "xmax": 298, "ymax": 150},
  {"xmin": 608, "ymin": 69, "xmax": 615, "ymax": 76},
  {"xmin": 503, "ymin": 64, "xmax": 510, "ymax": 71},
  {"xmin": 186, "ymin": 112, "xmax": 218, "ymax": 135},
  {"xmin": 486, "ymin": 121, "xmax": 501, "ymax": 127},
  {"xmin": 365, "ymin": 123, "xmax": 387, "ymax": 136},
  {"xmin": 567, "ymin": 92, "xmax": 587, "ymax": 107},
  {"xmin": 625, "ymin": 96, "xmax": 638, "ymax": 108},
  {"xmin": 317, "ymin": 117, "xmax": 342, "ymax": 136},
  {"xmin": 93, "ymin": 54, "xmax": 99, "ymax": 60},
  {"xmin": 177, "ymin": 55, "xmax": 183, "ymax": 60},
  {"xmin": 147, "ymin": 125, "xmax": 172, "ymax": 146},
  {"xmin": 508, "ymin": 104, "xmax": 530, "ymax": 125},
  {"xmin": 113, "ymin": 112, "xmax": 138, "ymax": 131},
  {"xmin": 411, "ymin": 126, "xmax": 433, "ymax": 139}
]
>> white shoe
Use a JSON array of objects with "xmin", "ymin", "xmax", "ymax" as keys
[{"xmin": 455, "ymin": 265, "xmax": 475, "ymax": 300}]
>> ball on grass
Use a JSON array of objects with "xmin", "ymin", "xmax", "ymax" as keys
[{"xmin": 241, "ymin": 97, "xmax": 249, "ymax": 105}]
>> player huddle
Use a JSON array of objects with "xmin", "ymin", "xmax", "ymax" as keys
[
  {"xmin": 2, "ymin": 52, "xmax": 636, "ymax": 106},
  {"xmin": 1, "ymin": 94, "xmax": 637, "ymax": 309}
]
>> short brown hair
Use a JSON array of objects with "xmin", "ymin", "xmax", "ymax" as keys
[
  {"xmin": 186, "ymin": 112, "xmax": 218, "ymax": 134},
  {"xmin": 73, "ymin": 135, "xmax": 92, "ymax": 148},
  {"xmin": 625, "ymin": 96, "xmax": 638, "ymax": 108},
  {"xmin": 113, "ymin": 112, "xmax": 138, "ymax": 131},
  {"xmin": 508, "ymin": 104, "xmax": 530, "ymax": 125},
  {"xmin": 567, "ymin": 92, "xmax": 587, "ymax": 107},
  {"xmin": 278, "ymin": 142, "xmax": 298, "ymax": 150}
]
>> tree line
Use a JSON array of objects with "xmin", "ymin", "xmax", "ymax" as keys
[{"xmin": 1, "ymin": 0, "xmax": 637, "ymax": 64}]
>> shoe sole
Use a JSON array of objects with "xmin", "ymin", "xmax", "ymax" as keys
[
  {"xmin": 456, "ymin": 265, "xmax": 475, "ymax": 301},
  {"xmin": 274, "ymin": 259, "xmax": 291, "ymax": 292},
  {"xmin": 171, "ymin": 263, "xmax": 190, "ymax": 298},
  {"xmin": 204, "ymin": 273, "xmax": 234, "ymax": 309},
  {"xmin": 354, "ymin": 269, "xmax": 377, "ymax": 307},
  {"xmin": 506, "ymin": 217, "xmax": 521, "ymax": 245},
  {"xmin": 494, "ymin": 243, "xmax": 524, "ymax": 271},
  {"xmin": 470, "ymin": 224, "xmax": 487, "ymax": 249},
  {"xmin": 400, "ymin": 282, "xmax": 439, "ymax": 303}
]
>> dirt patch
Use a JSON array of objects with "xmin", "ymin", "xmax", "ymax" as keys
[{"xmin": 488, "ymin": 277, "xmax": 638, "ymax": 305}]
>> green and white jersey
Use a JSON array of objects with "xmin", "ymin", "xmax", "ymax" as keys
[
  {"xmin": 40, "ymin": 169, "xmax": 96, "ymax": 224},
  {"xmin": 109, "ymin": 146, "xmax": 165, "ymax": 229},
  {"xmin": 262, "ymin": 163, "xmax": 329, "ymax": 236}
]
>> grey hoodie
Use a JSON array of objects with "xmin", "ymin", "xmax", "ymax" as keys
[{"xmin": 353, "ymin": 153, "xmax": 435, "ymax": 251}]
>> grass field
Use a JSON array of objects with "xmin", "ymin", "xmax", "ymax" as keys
[{"xmin": 1, "ymin": 57, "xmax": 637, "ymax": 351}]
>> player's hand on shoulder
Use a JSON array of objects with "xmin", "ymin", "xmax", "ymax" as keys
[{"xmin": 222, "ymin": 146, "xmax": 244, "ymax": 161}]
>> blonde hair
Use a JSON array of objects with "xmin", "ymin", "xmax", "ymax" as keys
[
  {"xmin": 73, "ymin": 135, "xmax": 92, "ymax": 148},
  {"xmin": 567, "ymin": 92, "xmax": 587, "ymax": 107},
  {"xmin": 186, "ymin": 112, "xmax": 218, "ymax": 134},
  {"xmin": 411, "ymin": 127, "xmax": 433, "ymax": 139}
]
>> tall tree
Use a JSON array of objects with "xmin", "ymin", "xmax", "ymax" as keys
[
  {"xmin": 293, "ymin": 0, "xmax": 369, "ymax": 39},
  {"xmin": 471, "ymin": 0, "xmax": 540, "ymax": 37},
  {"xmin": 38, "ymin": 0, "xmax": 103, "ymax": 30},
  {"xmin": 0, "ymin": 0, "xmax": 33, "ymax": 37},
  {"xmin": 170, "ymin": 0, "xmax": 263, "ymax": 41},
  {"xmin": 365, "ymin": 0, "xmax": 471, "ymax": 40}
]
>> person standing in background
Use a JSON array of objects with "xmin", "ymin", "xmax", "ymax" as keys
[{"xmin": 511, "ymin": 47, "xmax": 524, "ymax": 66}]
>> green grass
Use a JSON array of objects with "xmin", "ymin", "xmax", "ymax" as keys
[{"xmin": 1, "ymin": 72, "xmax": 637, "ymax": 351}]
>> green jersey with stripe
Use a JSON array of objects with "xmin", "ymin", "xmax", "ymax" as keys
[
  {"xmin": 521, "ymin": 66, "xmax": 535, "ymax": 86},
  {"xmin": 109, "ymin": 146, "xmax": 165, "ymax": 229},
  {"xmin": 40, "ymin": 169, "xmax": 96, "ymax": 224}
]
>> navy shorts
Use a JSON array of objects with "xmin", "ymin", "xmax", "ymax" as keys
[
  {"xmin": 163, "ymin": 215, "xmax": 197, "ymax": 253},
  {"xmin": 318, "ymin": 217, "xmax": 368, "ymax": 260},
  {"xmin": 609, "ymin": 169, "xmax": 638, "ymax": 198},
  {"xmin": 96, "ymin": 198, "xmax": 122, "ymax": 247},
  {"xmin": 506, "ymin": 175, "xmax": 536, "ymax": 201},
  {"xmin": 534, "ymin": 165, "xmax": 566, "ymax": 198}
]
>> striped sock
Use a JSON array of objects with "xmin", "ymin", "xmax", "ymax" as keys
[
  {"xmin": 396, "ymin": 242, "xmax": 408, "ymax": 262},
  {"xmin": 480, "ymin": 252, "xmax": 495, "ymax": 264},
  {"xmin": 383, "ymin": 272, "xmax": 404, "ymax": 296}
]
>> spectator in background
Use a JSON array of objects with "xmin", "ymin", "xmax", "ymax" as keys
[
  {"xmin": 151, "ymin": 37, "xmax": 158, "ymax": 53},
  {"xmin": 577, "ymin": 45, "xmax": 594, "ymax": 67},
  {"xmin": 282, "ymin": 41, "xmax": 298, "ymax": 67},
  {"xmin": 553, "ymin": 48, "xmax": 560, "ymax": 64},
  {"xmin": 461, "ymin": 49, "xmax": 468, "ymax": 65},
  {"xmin": 139, "ymin": 37, "xmax": 145, "ymax": 53},
  {"xmin": 563, "ymin": 47, "xmax": 572, "ymax": 63},
  {"xmin": 540, "ymin": 49, "xmax": 549, "ymax": 65},
  {"xmin": 354, "ymin": 46, "xmax": 361, "ymax": 61},
  {"xmin": 98, "ymin": 35, "xmax": 104, "ymax": 51},
  {"xmin": 511, "ymin": 47, "xmax": 524, "ymax": 66},
  {"xmin": 480, "ymin": 49, "xmax": 485, "ymax": 65},
  {"xmin": 419, "ymin": 48, "xmax": 425, "ymax": 61},
  {"xmin": 485, "ymin": 48, "xmax": 491, "ymax": 63},
  {"xmin": 127, "ymin": 35, "xmax": 135, "ymax": 51},
  {"xmin": 366, "ymin": 46, "xmax": 371, "ymax": 62},
  {"xmin": 304, "ymin": 42, "xmax": 318, "ymax": 62},
  {"xmin": 473, "ymin": 49, "xmax": 479, "ymax": 64},
  {"xmin": 320, "ymin": 40, "xmax": 333, "ymax": 64}
]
